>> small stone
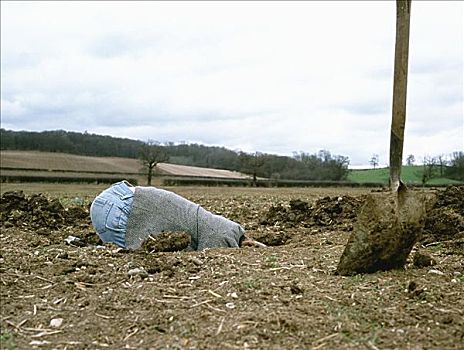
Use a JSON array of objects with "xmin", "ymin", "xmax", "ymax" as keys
[
  {"xmin": 230, "ymin": 292, "xmax": 238, "ymax": 299},
  {"xmin": 189, "ymin": 257, "xmax": 204, "ymax": 266},
  {"xmin": 428, "ymin": 269, "xmax": 444, "ymax": 275},
  {"xmin": 64, "ymin": 236, "xmax": 85, "ymax": 247},
  {"xmin": 128, "ymin": 268, "xmax": 149, "ymax": 278},
  {"xmin": 50, "ymin": 318, "xmax": 63, "ymax": 328},
  {"xmin": 225, "ymin": 302, "xmax": 236, "ymax": 309},
  {"xmin": 125, "ymin": 261, "xmax": 137, "ymax": 269},
  {"xmin": 30, "ymin": 340, "xmax": 50, "ymax": 346}
]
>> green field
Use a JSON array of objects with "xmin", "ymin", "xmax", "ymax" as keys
[{"xmin": 348, "ymin": 166, "xmax": 462, "ymax": 185}]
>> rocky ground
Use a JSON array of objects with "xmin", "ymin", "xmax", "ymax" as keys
[{"xmin": 0, "ymin": 185, "xmax": 463, "ymax": 349}]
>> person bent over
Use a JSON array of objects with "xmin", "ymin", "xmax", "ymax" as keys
[{"xmin": 90, "ymin": 181, "xmax": 262, "ymax": 250}]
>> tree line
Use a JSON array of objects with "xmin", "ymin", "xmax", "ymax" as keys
[
  {"xmin": 0, "ymin": 129, "xmax": 351, "ymax": 182},
  {"xmin": 368, "ymin": 151, "xmax": 464, "ymax": 183},
  {"xmin": 418, "ymin": 152, "xmax": 464, "ymax": 183}
]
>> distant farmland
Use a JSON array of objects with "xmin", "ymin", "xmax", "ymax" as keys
[
  {"xmin": 1, "ymin": 151, "xmax": 460, "ymax": 186},
  {"xmin": 0, "ymin": 150, "xmax": 251, "ymax": 185},
  {"xmin": 1, "ymin": 150, "xmax": 140, "ymax": 173}
]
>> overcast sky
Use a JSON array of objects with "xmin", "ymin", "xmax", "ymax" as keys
[{"xmin": 1, "ymin": 1, "xmax": 463, "ymax": 166}]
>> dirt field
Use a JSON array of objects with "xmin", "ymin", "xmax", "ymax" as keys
[
  {"xmin": 0, "ymin": 151, "xmax": 250, "ymax": 180},
  {"xmin": 1, "ymin": 184, "xmax": 463, "ymax": 350}
]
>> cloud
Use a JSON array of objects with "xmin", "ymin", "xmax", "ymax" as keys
[{"xmin": 1, "ymin": 1, "xmax": 463, "ymax": 166}]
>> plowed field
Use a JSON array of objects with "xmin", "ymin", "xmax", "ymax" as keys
[{"xmin": 1, "ymin": 185, "xmax": 462, "ymax": 349}]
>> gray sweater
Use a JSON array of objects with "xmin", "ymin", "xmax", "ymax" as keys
[{"xmin": 125, "ymin": 187, "xmax": 245, "ymax": 250}]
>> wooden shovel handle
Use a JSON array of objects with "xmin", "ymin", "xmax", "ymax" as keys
[{"xmin": 390, "ymin": 0, "xmax": 411, "ymax": 191}]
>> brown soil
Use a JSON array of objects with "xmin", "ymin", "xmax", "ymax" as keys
[
  {"xmin": 422, "ymin": 186, "xmax": 464, "ymax": 248},
  {"xmin": 336, "ymin": 187, "xmax": 428, "ymax": 275},
  {"xmin": 1, "ymin": 186, "xmax": 463, "ymax": 349}
]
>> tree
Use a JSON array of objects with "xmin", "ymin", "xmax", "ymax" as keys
[
  {"xmin": 294, "ymin": 150, "xmax": 349, "ymax": 181},
  {"xmin": 419, "ymin": 156, "xmax": 438, "ymax": 185},
  {"xmin": 329, "ymin": 154, "xmax": 350, "ymax": 180},
  {"xmin": 445, "ymin": 151, "xmax": 464, "ymax": 181},
  {"xmin": 239, "ymin": 151, "xmax": 266, "ymax": 186},
  {"xmin": 406, "ymin": 154, "xmax": 415, "ymax": 165},
  {"xmin": 436, "ymin": 154, "xmax": 447, "ymax": 177},
  {"xmin": 140, "ymin": 140, "xmax": 170, "ymax": 186},
  {"xmin": 369, "ymin": 154, "xmax": 379, "ymax": 169}
]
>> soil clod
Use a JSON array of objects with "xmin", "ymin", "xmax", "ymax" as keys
[{"xmin": 412, "ymin": 251, "xmax": 437, "ymax": 268}]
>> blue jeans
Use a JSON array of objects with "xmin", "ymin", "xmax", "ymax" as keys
[{"xmin": 90, "ymin": 181, "xmax": 134, "ymax": 248}]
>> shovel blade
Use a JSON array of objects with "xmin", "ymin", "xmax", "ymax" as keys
[{"xmin": 336, "ymin": 188, "xmax": 427, "ymax": 276}]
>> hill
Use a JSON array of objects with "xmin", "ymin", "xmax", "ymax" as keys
[
  {"xmin": 0, "ymin": 150, "xmax": 140, "ymax": 173},
  {"xmin": 0, "ymin": 129, "xmax": 349, "ymax": 181},
  {"xmin": 0, "ymin": 151, "xmax": 251, "ymax": 184},
  {"xmin": 2, "ymin": 130, "xmax": 462, "ymax": 185},
  {"xmin": 0, "ymin": 129, "xmax": 241, "ymax": 171}
]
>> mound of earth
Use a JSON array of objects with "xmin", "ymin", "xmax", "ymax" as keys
[
  {"xmin": 260, "ymin": 195, "xmax": 364, "ymax": 230},
  {"xmin": 141, "ymin": 231, "xmax": 191, "ymax": 252},
  {"xmin": 0, "ymin": 191, "xmax": 88, "ymax": 229},
  {"xmin": 422, "ymin": 185, "xmax": 464, "ymax": 250},
  {"xmin": 259, "ymin": 186, "xmax": 463, "ymax": 250},
  {"xmin": 0, "ymin": 191, "xmax": 193, "ymax": 250}
]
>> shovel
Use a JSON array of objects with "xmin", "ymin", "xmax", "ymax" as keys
[{"xmin": 336, "ymin": 0, "xmax": 427, "ymax": 275}]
